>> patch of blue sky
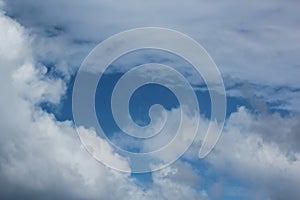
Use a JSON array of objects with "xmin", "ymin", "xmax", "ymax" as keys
[{"xmin": 41, "ymin": 47, "xmax": 293, "ymax": 125}]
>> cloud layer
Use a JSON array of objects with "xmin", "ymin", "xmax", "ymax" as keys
[{"xmin": 0, "ymin": 1, "xmax": 300, "ymax": 199}]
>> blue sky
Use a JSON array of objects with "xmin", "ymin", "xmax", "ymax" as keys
[{"xmin": 0, "ymin": 0, "xmax": 300, "ymax": 199}]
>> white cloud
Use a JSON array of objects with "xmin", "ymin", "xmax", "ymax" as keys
[
  {"xmin": 151, "ymin": 163, "xmax": 208, "ymax": 200},
  {"xmin": 12, "ymin": 63, "xmax": 66, "ymax": 104},
  {"xmin": 0, "ymin": 11, "xmax": 139, "ymax": 199},
  {"xmin": 77, "ymin": 126, "xmax": 131, "ymax": 172},
  {"xmin": 0, "ymin": 10, "xmax": 211, "ymax": 200},
  {"xmin": 1, "ymin": 1, "xmax": 300, "ymax": 199}
]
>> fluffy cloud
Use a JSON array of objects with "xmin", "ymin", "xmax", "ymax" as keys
[
  {"xmin": 0, "ymin": 11, "xmax": 135, "ymax": 200},
  {"xmin": 77, "ymin": 126, "xmax": 131, "ymax": 172},
  {"xmin": 150, "ymin": 162, "xmax": 208, "ymax": 200},
  {"xmin": 205, "ymin": 107, "xmax": 300, "ymax": 199},
  {"xmin": 0, "ymin": 9, "xmax": 209, "ymax": 200},
  {"xmin": 1, "ymin": 1, "xmax": 300, "ymax": 200}
]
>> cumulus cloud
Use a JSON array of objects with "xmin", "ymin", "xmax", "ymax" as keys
[
  {"xmin": 12, "ymin": 63, "xmax": 66, "ymax": 104},
  {"xmin": 150, "ymin": 163, "xmax": 208, "ymax": 200},
  {"xmin": 77, "ymin": 126, "xmax": 131, "ymax": 172},
  {"xmin": 1, "ymin": 1, "xmax": 300, "ymax": 200},
  {"xmin": 205, "ymin": 107, "xmax": 300, "ymax": 199},
  {"xmin": 0, "ymin": 9, "xmax": 210, "ymax": 200},
  {"xmin": 0, "ymin": 11, "xmax": 137, "ymax": 200}
]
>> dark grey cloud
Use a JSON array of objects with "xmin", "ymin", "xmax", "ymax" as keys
[
  {"xmin": 252, "ymin": 114, "xmax": 300, "ymax": 155},
  {"xmin": 205, "ymin": 107, "xmax": 300, "ymax": 200}
]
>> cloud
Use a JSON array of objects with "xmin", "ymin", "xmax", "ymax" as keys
[
  {"xmin": 77, "ymin": 126, "xmax": 131, "ymax": 172},
  {"xmin": 3, "ymin": 0, "xmax": 299, "ymax": 117},
  {"xmin": 226, "ymin": 81, "xmax": 300, "ymax": 113},
  {"xmin": 1, "ymin": 1, "xmax": 300, "ymax": 200},
  {"xmin": 205, "ymin": 107, "xmax": 300, "ymax": 199},
  {"xmin": 3, "ymin": 0, "xmax": 300, "ymax": 86},
  {"xmin": 0, "ymin": 9, "xmax": 210, "ymax": 200},
  {"xmin": 0, "ymin": 11, "xmax": 139, "ymax": 200},
  {"xmin": 12, "ymin": 63, "xmax": 66, "ymax": 104},
  {"xmin": 151, "ymin": 162, "xmax": 208, "ymax": 200}
]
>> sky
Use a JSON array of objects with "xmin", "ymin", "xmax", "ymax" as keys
[{"xmin": 0, "ymin": 0, "xmax": 300, "ymax": 199}]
